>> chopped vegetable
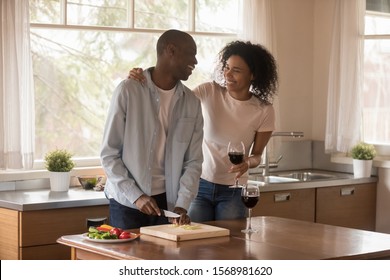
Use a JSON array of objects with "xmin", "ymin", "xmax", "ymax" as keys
[
  {"xmin": 99, "ymin": 224, "xmax": 114, "ymax": 230},
  {"xmin": 87, "ymin": 225, "xmax": 119, "ymax": 239}
]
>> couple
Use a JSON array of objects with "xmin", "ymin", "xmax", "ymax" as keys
[{"xmin": 101, "ymin": 29, "xmax": 278, "ymax": 230}]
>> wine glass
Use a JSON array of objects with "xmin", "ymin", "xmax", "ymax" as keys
[
  {"xmin": 241, "ymin": 184, "xmax": 260, "ymax": 233},
  {"xmin": 227, "ymin": 141, "xmax": 245, "ymax": 188}
]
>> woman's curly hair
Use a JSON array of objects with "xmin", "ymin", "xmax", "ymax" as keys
[{"xmin": 215, "ymin": 41, "xmax": 278, "ymax": 105}]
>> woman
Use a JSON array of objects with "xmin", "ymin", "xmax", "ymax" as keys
[{"xmin": 129, "ymin": 41, "xmax": 278, "ymax": 222}]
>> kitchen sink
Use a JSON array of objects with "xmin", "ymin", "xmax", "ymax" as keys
[
  {"xmin": 248, "ymin": 170, "xmax": 350, "ymax": 185},
  {"xmin": 276, "ymin": 172, "xmax": 337, "ymax": 181},
  {"xmin": 248, "ymin": 175, "xmax": 299, "ymax": 184}
]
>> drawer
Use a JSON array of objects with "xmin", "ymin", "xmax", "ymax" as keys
[
  {"xmin": 316, "ymin": 183, "xmax": 376, "ymax": 230},
  {"xmin": 252, "ymin": 188, "xmax": 315, "ymax": 222},
  {"xmin": 20, "ymin": 244, "xmax": 71, "ymax": 260}
]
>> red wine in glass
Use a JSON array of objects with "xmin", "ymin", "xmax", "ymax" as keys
[
  {"xmin": 241, "ymin": 195, "xmax": 259, "ymax": 208},
  {"xmin": 241, "ymin": 185, "xmax": 260, "ymax": 233},
  {"xmin": 228, "ymin": 152, "xmax": 244, "ymax": 165},
  {"xmin": 227, "ymin": 141, "xmax": 245, "ymax": 188}
]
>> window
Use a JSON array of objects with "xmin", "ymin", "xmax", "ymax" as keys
[
  {"xmin": 363, "ymin": 1, "xmax": 390, "ymax": 146},
  {"xmin": 29, "ymin": 0, "xmax": 239, "ymax": 163}
]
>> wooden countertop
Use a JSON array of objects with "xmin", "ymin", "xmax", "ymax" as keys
[{"xmin": 57, "ymin": 216, "xmax": 390, "ymax": 260}]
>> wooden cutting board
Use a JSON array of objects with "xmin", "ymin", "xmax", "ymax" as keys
[{"xmin": 140, "ymin": 223, "xmax": 230, "ymax": 241}]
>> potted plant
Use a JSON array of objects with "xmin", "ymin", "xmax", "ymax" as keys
[
  {"xmin": 350, "ymin": 142, "xmax": 376, "ymax": 178},
  {"xmin": 44, "ymin": 149, "xmax": 75, "ymax": 191}
]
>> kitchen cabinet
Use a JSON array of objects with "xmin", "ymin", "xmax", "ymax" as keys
[
  {"xmin": 0, "ymin": 205, "xmax": 109, "ymax": 260},
  {"xmin": 252, "ymin": 182, "xmax": 376, "ymax": 230},
  {"xmin": 253, "ymin": 188, "xmax": 316, "ymax": 222},
  {"xmin": 316, "ymin": 182, "xmax": 376, "ymax": 231}
]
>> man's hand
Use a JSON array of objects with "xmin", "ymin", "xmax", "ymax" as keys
[
  {"xmin": 169, "ymin": 207, "xmax": 191, "ymax": 225},
  {"xmin": 134, "ymin": 194, "xmax": 160, "ymax": 216}
]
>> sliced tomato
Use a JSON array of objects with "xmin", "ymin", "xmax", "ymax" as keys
[
  {"xmin": 109, "ymin": 227, "xmax": 123, "ymax": 236},
  {"xmin": 119, "ymin": 231, "xmax": 131, "ymax": 239}
]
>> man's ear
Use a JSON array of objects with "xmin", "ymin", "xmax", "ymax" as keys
[{"xmin": 165, "ymin": 43, "xmax": 176, "ymax": 57}]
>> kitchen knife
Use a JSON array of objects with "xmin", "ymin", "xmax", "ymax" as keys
[{"xmin": 160, "ymin": 209, "xmax": 181, "ymax": 218}]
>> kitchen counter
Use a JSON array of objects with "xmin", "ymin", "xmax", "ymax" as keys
[
  {"xmin": 0, "ymin": 186, "xmax": 108, "ymax": 211},
  {"xmin": 57, "ymin": 216, "xmax": 390, "ymax": 260},
  {"xmin": 250, "ymin": 170, "xmax": 377, "ymax": 192},
  {"xmin": 0, "ymin": 170, "xmax": 376, "ymax": 211}
]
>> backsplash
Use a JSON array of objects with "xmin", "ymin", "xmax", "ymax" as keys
[{"xmin": 249, "ymin": 140, "xmax": 361, "ymax": 175}]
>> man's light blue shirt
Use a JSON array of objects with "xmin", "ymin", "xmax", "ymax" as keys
[{"xmin": 101, "ymin": 69, "xmax": 203, "ymax": 211}]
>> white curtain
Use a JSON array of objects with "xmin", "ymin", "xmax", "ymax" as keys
[
  {"xmin": 325, "ymin": 0, "xmax": 365, "ymax": 154},
  {"xmin": 238, "ymin": 0, "xmax": 281, "ymax": 159},
  {"xmin": 0, "ymin": 0, "xmax": 35, "ymax": 169}
]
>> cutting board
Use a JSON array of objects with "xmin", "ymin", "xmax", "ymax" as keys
[{"xmin": 140, "ymin": 223, "xmax": 230, "ymax": 241}]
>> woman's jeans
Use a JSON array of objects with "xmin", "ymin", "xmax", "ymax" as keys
[
  {"xmin": 188, "ymin": 178, "xmax": 246, "ymax": 222},
  {"xmin": 109, "ymin": 193, "xmax": 168, "ymax": 229}
]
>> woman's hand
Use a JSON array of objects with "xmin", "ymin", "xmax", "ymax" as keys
[
  {"xmin": 228, "ymin": 160, "xmax": 250, "ymax": 180},
  {"xmin": 128, "ymin": 67, "xmax": 146, "ymax": 84}
]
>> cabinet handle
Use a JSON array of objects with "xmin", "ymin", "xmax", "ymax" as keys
[
  {"xmin": 274, "ymin": 193, "xmax": 291, "ymax": 202},
  {"xmin": 340, "ymin": 187, "xmax": 355, "ymax": 196}
]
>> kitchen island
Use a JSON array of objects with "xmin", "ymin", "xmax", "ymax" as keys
[
  {"xmin": 57, "ymin": 216, "xmax": 390, "ymax": 260},
  {"xmin": 0, "ymin": 187, "xmax": 109, "ymax": 259}
]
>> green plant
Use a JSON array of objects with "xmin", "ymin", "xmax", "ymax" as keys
[
  {"xmin": 350, "ymin": 142, "xmax": 376, "ymax": 160},
  {"xmin": 44, "ymin": 149, "xmax": 75, "ymax": 172}
]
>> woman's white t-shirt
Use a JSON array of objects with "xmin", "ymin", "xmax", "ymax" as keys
[{"xmin": 193, "ymin": 81, "xmax": 275, "ymax": 185}]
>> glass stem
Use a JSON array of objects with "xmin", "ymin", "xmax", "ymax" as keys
[{"xmin": 248, "ymin": 208, "xmax": 252, "ymax": 231}]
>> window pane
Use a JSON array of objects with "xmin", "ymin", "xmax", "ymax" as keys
[
  {"xmin": 31, "ymin": 29, "xmax": 158, "ymax": 159},
  {"xmin": 67, "ymin": 0, "xmax": 128, "ymax": 27},
  {"xmin": 196, "ymin": 0, "xmax": 239, "ymax": 32},
  {"xmin": 365, "ymin": 13, "xmax": 390, "ymax": 35},
  {"xmin": 135, "ymin": 0, "xmax": 189, "ymax": 30},
  {"xmin": 362, "ymin": 39, "xmax": 390, "ymax": 144},
  {"xmin": 30, "ymin": 0, "xmax": 61, "ymax": 24},
  {"xmin": 366, "ymin": 0, "xmax": 390, "ymax": 13}
]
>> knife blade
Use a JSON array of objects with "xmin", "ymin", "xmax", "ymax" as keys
[{"xmin": 160, "ymin": 209, "xmax": 181, "ymax": 218}]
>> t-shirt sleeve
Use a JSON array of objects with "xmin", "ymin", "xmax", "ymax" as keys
[{"xmin": 258, "ymin": 104, "xmax": 276, "ymax": 132}]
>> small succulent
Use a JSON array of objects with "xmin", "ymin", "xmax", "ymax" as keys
[
  {"xmin": 44, "ymin": 149, "xmax": 75, "ymax": 172},
  {"xmin": 350, "ymin": 142, "xmax": 376, "ymax": 160}
]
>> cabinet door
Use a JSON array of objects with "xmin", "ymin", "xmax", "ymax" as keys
[
  {"xmin": 0, "ymin": 208, "xmax": 19, "ymax": 259},
  {"xmin": 252, "ymin": 188, "xmax": 315, "ymax": 222},
  {"xmin": 316, "ymin": 183, "xmax": 376, "ymax": 231},
  {"xmin": 20, "ymin": 205, "xmax": 109, "ymax": 247}
]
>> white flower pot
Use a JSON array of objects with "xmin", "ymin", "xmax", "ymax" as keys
[
  {"xmin": 353, "ymin": 159, "xmax": 373, "ymax": 178},
  {"xmin": 49, "ymin": 172, "xmax": 71, "ymax": 192}
]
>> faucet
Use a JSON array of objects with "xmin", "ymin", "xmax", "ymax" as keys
[{"xmin": 259, "ymin": 131, "xmax": 304, "ymax": 176}]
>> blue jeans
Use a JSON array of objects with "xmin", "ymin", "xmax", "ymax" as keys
[
  {"xmin": 188, "ymin": 178, "xmax": 246, "ymax": 222},
  {"xmin": 109, "ymin": 193, "xmax": 169, "ymax": 229}
]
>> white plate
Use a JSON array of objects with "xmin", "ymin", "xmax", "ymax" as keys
[{"xmin": 83, "ymin": 232, "xmax": 140, "ymax": 243}]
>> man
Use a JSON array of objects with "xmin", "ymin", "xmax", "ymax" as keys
[{"xmin": 101, "ymin": 30, "xmax": 203, "ymax": 229}]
